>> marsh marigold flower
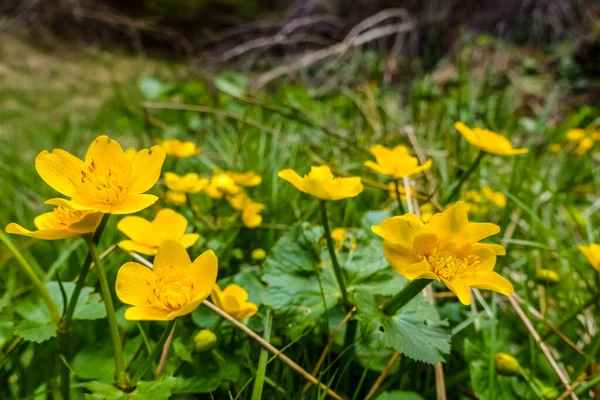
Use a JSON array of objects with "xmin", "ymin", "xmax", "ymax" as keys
[
  {"xmin": 228, "ymin": 171, "xmax": 262, "ymax": 187},
  {"xmin": 579, "ymin": 243, "xmax": 600, "ymax": 272},
  {"xmin": 567, "ymin": 129, "xmax": 585, "ymax": 141},
  {"xmin": 372, "ymin": 201, "xmax": 513, "ymax": 305},
  {"xmin": 116, "ymin": 240, "xmax": 217, "ymax": 320},
  {"xmin": 117, "ymin": 208, "xmax": 199, "ymax": 256},
  {"xmin": 227, "ymin": 192, "xmax": 265, "ymax": 228},
  {"xmin": 278, "ymin": 165, "xmax": 363, "ymax": 200},
  {"xmin": 211, "ymin": 283, "xmax": 258, "ymax": 321},
  {"xmin": 365, "ymin": 144, "xmax": 432, "ymax": 179},
  {"xmin": 164, "ymin": 190, "xmax": 187, "ymax": 206},
  {"xmin": 35, "ymin": 136, "xmax": 166, "ymax": 214},
  {"xmin": 164, "ymin": 172, "xmax": 208, "ymax": 194},
  {"xmin": 162, "ymin": 139, "xmax": 202, "ymax": 158},
  {"xmin": 6, "ymin": 198, "xmax": 103, "ymax": 240},
  {"xmin": 454, "ymin": 122, "xmax": 528, "ymax": 156},
  {"xmin": 204, "ymin": 170, "xmax": 260, "ymax": 199}
]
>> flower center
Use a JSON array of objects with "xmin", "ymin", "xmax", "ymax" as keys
[
  {"xmin": 42, "ymin": 207, "xmax": 90, "ymax": 229},
  {"xmin": 156, "ymin": 278, "xmax": 192, "ymax": 310},
  {"xmin": 425, "ymin": 249, "xmax": 479, "ymax": 280},
  {"xmin": 78, "ymin": 160, "xmax": 131, "ymax": 204}
]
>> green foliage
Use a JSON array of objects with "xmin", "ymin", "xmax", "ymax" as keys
[
  {"xmin": 262, "ymin": 222, "xmax": 404, "ymax": 338},
  {"xmin": 84, "ymin": 377, "xmax": 176, "ymax": 399},
  {"xmin": 354, "ymin": 289, "xmax": 451, "ymax": 364}
]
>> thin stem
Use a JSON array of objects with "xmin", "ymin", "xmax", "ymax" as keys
[
  {"xmin": 319, "ymin": 200, "xmax": 350, "ymax": 309},
  {"xmin": 382, "ymin": 279, "xmax": 430, "ymax": 315},
  {"xmin": 131, "ymin": 319, "xmax": 177, "ymax": 386},
  {"xmin": 393, "ymin": 179, "xmax": 405, "ymax": 215},
  {"xmin": 442, "ymin": 151, "xmax": 485, "ymax": 204},
  {"xmin": 0, "ymin": 230, "xmax": 60, "ymax": 322},
  {"xmin": 364, "ymin": 351, "xmax": 401, "ymax": 400},
  {"xmin": 155, "ymin": 325, "xmax": 176, "ymax": 378},
  {"xmin": 85, "ymin": 236, "xmax": 127, "ymax": 389}
]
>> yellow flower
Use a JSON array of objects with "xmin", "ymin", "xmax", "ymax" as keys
[
  {"xmin": 242, "ymin": 202, "xmax": 266, "ymax": 228},
  {"xmin": 549, "ymin": 143, "xmax": 562, "ymax": 153},
  {"xmin": 331, "ymin": 228, "xmax": 347, "ymax": 244},
  {"xmin": 115, "ymin": 240, "xmax": 217, "ymax": 320},
  {"xmin": 372, "ymin": 201, "xmax": 513, "ymax": 305},
  {"xmin": 117, "ymin": 209, "xmax": 199, "ymax": 256},
  {"xmin": 579, "ymin": 243, "xmax": 600, "ymax": 272},
  {"xmin": 228, "ymin": 171, "xmax": 262, "ymax": 187},
  {"xmin": 251, "ymin": 248, "xmax": 266, "ymax": 261},
  {"xmin": 35, "ymin": 136, "xmax": 166, "ymax": 214},
  {"xmin": 454, "ymin": 122, "xmax": 528, "ymax": 156},
  {"xmin": 465, "ymin": 190, "xmax": 482, "ymax": 203},
  {"xmin": 210, "ymin": 283, "xmax": 258, "ymax": 321},
  {"xmin": 162, "ymin": 139, "xmax": 202, "ymax": 158},
  {"xmin": 482, "ymin": 186, "xmax": 507, "ymax": 208},
  {"xmin": 6, "ymin": 198, "xmax": 103, "ymax": 240},
  {"xmin": 164, "ymin": 172, "xmax": 208, "ymax": 193},
  {"xmin": 278, "ymin": 165, "xmax": 363, "ymax": 201},
  {"xmin": 164, "ymin": 190, "xmax": 187, "ymax": 206},
  {"xmin": 365, "ymin": 145, "xmax": 432, "ymax": 179},
  {"xmin": 575, "ymin": 137, "xmax": 594, "ymax": 155},
  {"xmin": 203, "ymin": 172, "xmax": 242, "ymax": 199},
  {"xmin": 419, "ymin": 203, "xmax": 434, "ymax": 223},
  {"xmin": 567, "ymin": 129, "xmax": 585, "ymax": 141}
]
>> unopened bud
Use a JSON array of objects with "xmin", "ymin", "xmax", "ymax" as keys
[
  {"xmin": 494, "ymin": 352, "xmax": 520, "ymax": 376},
  {"xmin": 251, "ymin": 248, "xmax": 266, "ymax": 261},
  {"xmin": 194, "ymin": 329, "xmax": 217, "ymax": 352},
  {"xmin": 535, "ymin": 269, "xmax": 560, "ymax": 285}
]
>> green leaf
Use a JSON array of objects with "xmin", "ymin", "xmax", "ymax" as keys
[
  {"xmin": 84, "ymin": 377, "xmax": 176, "ymax": 399},
  {"xmin": 12, "ymin": 320, "xmax": 57, "ymax": 343},
  {"xmin": 263, "ymin": 223, "xmax": 406, "ymax": 338},
  {"xmin": 377, "ymin": 391, "xmax": 424, "ymax": 400},
  {"xmin": 16, "ymin": 282, "xmax": 105, "ymax": 325},
  {"xmin": 173, "ymin": 352, "xmax": 240, "ymax": 394},
  {"xmin": 172, "ymin": 337, "xmax": 194, "ymax": 364},
  {"xmin": 138, "ymin": 77, "xmax": 169, "ymax": 100},
  {"xmin": 354, "ymin": 289, "xmax": 451, "ymax": 364}
]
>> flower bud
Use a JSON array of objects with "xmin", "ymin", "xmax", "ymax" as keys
[
  {"xmin": 494, "ymin": 352, "xmax": 520, "ymax": 376},
  {"xmin": 535, "ymin": 269, "xmax": 560, "ymax": 285},
  {"xmin": 194, "ymin": 329, "xmax": 217, "ymax": 352},
  {"xmin": 251, "ymin": 248, "xmax": 266, "ymax": 261}
]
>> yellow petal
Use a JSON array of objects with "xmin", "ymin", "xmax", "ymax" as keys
[
  {"xmin": 153, "ymin": 240, "xmax": 191, "ymax": 277},
  {"xmin": 230, "ymin": 303, "xmax": 258, "ymax": 320},
  {"xmin": 210, "ymin": 284, "xmax": 225, "ymax": 309},
  {"xmin": 372, "ymin": 214, "xmax": 422, "ymax": 247},
  {"xmin": 166, "ymin": 296, "xmax": 204, "ymax": 319},
  {"xmin": 465, "ymin": 222, "xmax": 500, "ymax": 242},
  {"xmin": 399, "ymin": 259, "xmax": 438, "ymax": 280},
  {"xmin": 115, "ymin": 262, "xmax": 158, "ymax": 306},
  {"xmin": 327, "ymin": 177, "xmax": 363, "ymax": 200},
  {"xmin": 117, "ymin": 216, "xmax": 152, "ymax": 243},
  {"xmin": 302, "ymin": 177, "xmax": 332, "ymax": 200},
  {"xmin": 383, "ymin": 242, "xmax": 424, "ymax": 277},
  {"xmin": 190, "ymin": 250, "xmax": 219, "ymax": 298},
  {"xmin": 129, "ymin": 145, "xmax": 166, "ymax": 195},
  {"xmin": 152, "ymin": 209, "xmax": 187, "ymax": 240},
  {"xmin": 178, "ymin": 234, "xmax": 200, "ymax": 249},
  {"xmin": 35, "ymin": 149, "xmax": 85, "ymax": 197},
  {"xmin": 443, "ymin": 278, "xmax": 472, "ymax": 305},
  {"xmin": 425, "ymin": 201, "xmax": 469, "ymax": 245},
  {"xmin": 454, "ymin": 122, "xmax": 480, "ymax": 148},
  {"xmin": 579, "ymin": 244, "xmax": 600, "ymax": 272},
  {"xmin": 364, "ymin": 160, "xmax": 388, "ymax": 175},
  {"xmin": 278, "ymin": 169, "xmax": 305, "ymax": 193},
  {"xmin": 463, "ymin": 271, "xmax": 514, "ymax": 296},
  {"xmin": 124, "ymin": 306, "xmax": 171, "ymax": 321},
  {"xmin": 223, "ymin": 284, "xmax": 249, "ymax": 303},
  {"xmin": 471, "ymin": 246, "xmax": 497, "ymax": 271},
  {"xmin": 69, "ymin": 212, "xmax": 104, "ymax": 234},
  {"xmin": 308, "ymin": 165, "xmax": 334, "ymax": 180},
  {"xmin": 109, "ymin": 194, "xmax": 158, "ymax": 214},
  {"xmin": 5, "ymin": 223, "xmax": 79, "ymax": 240},
  {"xmin": 118, "ymin": 240, "xmax": 158, "ymax": 256},
  {"xmin": 473, "ymin": 243, "xmax": 506, "ymax": 256},
  {"xmin": 84, "ymin": 135, "xmax": 128, "ymax": 173}
]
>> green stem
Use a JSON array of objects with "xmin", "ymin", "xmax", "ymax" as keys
[
  {"xmin": 382, "ymin": 279, "xmax": 430, "ymax": 315},
  {"xmin": 130, "ymin": 319, "xmax": 177, "ymax": 386},
  {"xmin": 59, "ymin": 214, "xmax": 109, "ymax": 400},
  {"xmin": 393, "ymin": 179, "xmax": 405, "ymax": 215},
  {"xmin": 85, "ymin": 236, "xmax": 127, "ymax": 389},
  {"xmin": 0, "ymin": 230, "xmax": 60, "ymax": 322},
  {"xmin": 442, "ymin": 151, "xmax": 485, "ymax": 204},
  {"xmin": 319, "ymin": 200, "xmax": 350, "ymax": 309}
]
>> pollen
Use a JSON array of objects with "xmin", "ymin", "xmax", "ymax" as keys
[
  {"xmin": 155, "ymin": 276, "xmax": 193, "ymax": 310},
  {"xmin": 76, "ymin": 159, "xmax": 132, "ymax": 205},
  {"xmin": 38, "ymin": 207, "xmax": 92, "ymax": 230},
  {"xmin": 425, "ymin": 249, "xmax": 479, "ymax": 280}
]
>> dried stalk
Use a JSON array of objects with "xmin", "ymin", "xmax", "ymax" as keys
[{"xmin": 364, "ymin": 352, "xmax": 401, "ymax": 400}]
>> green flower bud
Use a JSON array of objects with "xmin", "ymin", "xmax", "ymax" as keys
[
  {"xmin": 251, "ymin": 248, "xmax": 266, "ymax": 261},
  {"xmin": 494, "ymin": 352, "xmax": 520, "ymax": 376},
  {"xmin": 194, "ymin": 329, "xmax": 217, "ymax": 353},
  {"xmin": 535, "ymin": 269, "xmax": 560, "ymax": 285},
  {"xmin": 232, "ymin": 248, "xmax": 244, "ymax": 261}
]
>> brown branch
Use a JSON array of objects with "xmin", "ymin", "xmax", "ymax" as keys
[
  {"xmin": 364, "ymin": 352, "xmax": 401, "ymax": 400},
  {"xmin": 155, "ymin": 326, "xmax": 175, "ymax": 378}
]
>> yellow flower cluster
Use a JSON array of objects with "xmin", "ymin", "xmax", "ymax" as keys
[
  {"xmin": 566, "ymin": 128, "xmax": 600, "ymax": 155},
  {"xmin": 463, "ymin": 185, "xmax": 507, "ymax": 215}
]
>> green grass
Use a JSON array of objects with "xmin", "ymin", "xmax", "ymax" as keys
[{"xmin": 1, "ymin": 32, "xmax": 600, "ymax": 400}]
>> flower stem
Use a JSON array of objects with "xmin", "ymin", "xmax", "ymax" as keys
[
  {"xmin": 130, "ymin": 319, "xmax": 177, "ymax": 386},
  {"xmin": 382, "ymin": 279, "xmax": 430, "ymax": 315},
  {"xmin": 393, "ymin": 179, "xmax": 405, "ymax": 215},
  {"xmin": 58, "ymin": 214, "xmax": 109, "ymax": 400},
  {"xmin": 0, "ymin": 230, "xmax": 60, "ymax": 322},
  {"xmin": 442, "ymin": 150, "xmax": 485, "ymax": 204},
  {"xmin": 319, "ymin": 200, "xmax": 350, "ymax": 309},
  {"xmin": 84, "ymin": 236, "xmax": 127, "ymax": 389}
]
